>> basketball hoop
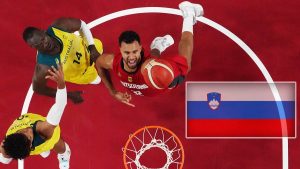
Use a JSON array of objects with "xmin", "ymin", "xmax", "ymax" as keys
[{"xmin": 122, "ymin": 126, "xmax": 184, "ymax": 169}]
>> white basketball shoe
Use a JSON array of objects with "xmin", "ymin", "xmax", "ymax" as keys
[
  {"xmin": 179, "ymin": 1, "xmax": 204, "ymax": 25},
  {"xmin": 150, "ymin": 35, "xmax": 174, "ymax": 53},
  {"xmin": 57, "ymin": 143, "xmax": 71, "ymax": 169}
]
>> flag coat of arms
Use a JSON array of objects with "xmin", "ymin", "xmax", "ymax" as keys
[{"xmin": 186, "ymin": 82, "xmax": 296, "ymax": 138}]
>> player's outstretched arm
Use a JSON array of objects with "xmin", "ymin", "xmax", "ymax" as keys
[
  {"xmin": 0, "ymin": 141, "xmax": 12, "ymax": 164},
  {"xmin": 52, "ymin": 17, "xmax": 100, "ymax": 64},
  {"xmin": 45, "ymin": 63, "xmax": 67, "ymax": 125},
  {"xmin": 33, "ymin": 64, "xmax": 84, "ymax": 104},
  {"xmin": 95, "ymin": 54, "xmax": 135, "ymax": 107},
  {"xmin": 35, "ymin": 64, "xmax": 67, "ymax": 139}
]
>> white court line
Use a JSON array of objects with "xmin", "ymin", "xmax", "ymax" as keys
[
  {"xmin": 18, "ymin": 84, "xmax": 33, "ymax": 169},
  {"xmin": 19, "ymin": 7, "xmax": 288, "ymax": 169},
  {"xmin": 197, "ymin": 16, "xmax": 288, "ymax": 169},
  {"xmin": 21, "ymin": 84, "xmax": 33, "ymax": 115}
]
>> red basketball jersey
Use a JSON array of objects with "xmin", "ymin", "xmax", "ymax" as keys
[{"xmin": 112, "ymin": 51, "xmax": 188, "ymax": 96}]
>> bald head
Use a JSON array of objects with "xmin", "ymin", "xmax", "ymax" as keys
[{"xmin": 23, "ymin": 27, "xmax": 57, "ymax": 53}]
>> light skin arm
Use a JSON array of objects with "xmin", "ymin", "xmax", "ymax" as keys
[
  {"xmin": 178, "ymin": 32, "xmax": 194, "ymax": 73},
  {"xmin": 95, "ymin": 53, "xmax": 115, "ymax": 94},
  {"xmin": 95, "ymin": 54, "xmax": 135, "ymax": 107},
  {"xmin": 33, "ymin": 64, "xmax": 83, "ymax": 104}
]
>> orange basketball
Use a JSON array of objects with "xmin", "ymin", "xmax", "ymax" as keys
[{"xmin": 141, "ymin": 58, "xmax": 174, "ymax": 89}]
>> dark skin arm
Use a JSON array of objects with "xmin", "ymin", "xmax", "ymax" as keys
[
  {"xmin": 52, "ymin": 17, "xmax": 100, "ymax": 64},
  {"xmin": 33, "ymin": 64, "xmax": 83, "ymax": 104},
  {"xmin": 0, "ymin": 66, "xmax": 67, "ymax": 160},
  {"xmin": 33, "ymin": 64, "xmax": 56, "ymax": 97},
  {"xmin": 0, "ymin": 142, "xmax": 10, "ymax": 158},
  {"xmin": 51, "ymin": 18, "xmax": 81, "ymax": 33},
  {"xmin": 95, "ymin": 54, "xmax": 135, "ymax": 107},
  {"xmin": 0, "ymin": 65, "xmax": 65, "ymax": 160},
  {"xmin": 35, "ymin": 121, "xmax": 55, "ymax": 140}
]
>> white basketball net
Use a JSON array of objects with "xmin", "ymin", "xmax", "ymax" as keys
[{"xmin": 123, "ymin": 127, "xmax": 183, "ymax": 169}]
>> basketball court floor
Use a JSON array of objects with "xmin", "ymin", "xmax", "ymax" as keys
[{"xmin": 0, "ymin": 0, "xmax": 299, "ymax": 168}]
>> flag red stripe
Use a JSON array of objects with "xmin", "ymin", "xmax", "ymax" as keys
[{"xmin": 187, "ymin": 119, "xmax": 295, "ymax": 137}]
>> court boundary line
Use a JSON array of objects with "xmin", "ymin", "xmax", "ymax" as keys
[{"xmin": 19, "ymin": 7, "xmax": 288, "ymax": 169}]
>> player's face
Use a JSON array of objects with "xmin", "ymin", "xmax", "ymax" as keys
[
  {"xmin": 26, "ymin": 30, "xmax": 56, "ymax": 53},
  {"xmin": 120, "ymin": 41, "xmax": 142, "ymax": 72}
]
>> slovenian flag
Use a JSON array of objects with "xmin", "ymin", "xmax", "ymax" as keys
[{"xmin": 186, "ymin": 82, "xmax": 296, "ymax": 138}]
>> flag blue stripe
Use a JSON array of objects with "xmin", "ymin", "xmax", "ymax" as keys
[{"xmin": 187, "ymin": 101, "xmax": 295, "ymax": 119}]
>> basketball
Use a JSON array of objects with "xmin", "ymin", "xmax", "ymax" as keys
[{"xmin": 141, "ymin": 58, "xmax": 174, "ymax": 89}]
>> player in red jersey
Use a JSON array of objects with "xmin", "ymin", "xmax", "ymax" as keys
[{"xmin": 95, "ymin": 1, "xmax": 203, "ymax": 106}]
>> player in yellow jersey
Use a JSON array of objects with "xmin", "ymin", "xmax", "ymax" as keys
[
  {"xmin": 23, "ymin": 17, "xmax": 103, "ymax": 104},
  {"xmin": 0, "ymin": 64, "xmax": 71, "ymax": 169}
]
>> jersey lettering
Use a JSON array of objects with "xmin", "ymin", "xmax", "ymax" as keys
[{"xmin": 131, "ymin": 90, "xmax": 143, "ymax": 96}]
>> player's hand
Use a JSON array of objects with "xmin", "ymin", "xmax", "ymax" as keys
[
  {"xmin": 45, "ymin": 63, "xmax": 65, "ymax": 89},
  {"xmin": 88, "ymin": 45, "xmax": 100, "ymax": 65},
  {"xmin": 112, "ymin": 91, "xmax": 135, "ymax": 107},
  {"xmin": 67, "ymin": 91, "xmax": 84, "ymax": 104}
]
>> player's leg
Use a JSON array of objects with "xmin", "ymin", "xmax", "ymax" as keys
[
  {"xmin": 54, "ymin": 138, "xmax": 71, "ymax": 169},
  {"xmin": 150, "ymin": 35, "xmax": 174, "ymax": 57},
  {"xmin": 178, "ymin": 1, "xmax": 203, "ymax": 72}
]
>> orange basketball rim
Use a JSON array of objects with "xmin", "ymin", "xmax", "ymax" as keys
[{"xmin": 123, "ymin": 126, "xmax": 185, "ymax": 169}]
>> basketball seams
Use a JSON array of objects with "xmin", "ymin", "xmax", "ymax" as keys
[{"xmin": 145, "ymin": 59, "xmax": 175, "ymax": 89}]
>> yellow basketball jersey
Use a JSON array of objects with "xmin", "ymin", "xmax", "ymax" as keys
[
  {"xmin": 37, "ymin": 27, "xmax": 103, "ymax": 84},
  {"xmin": 52, "ymin": 27, "xmax": 103, "ymax": 84},
  {"xmin": 6, "ymin": 113, "xmax": 61, "ymax": 155}
]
